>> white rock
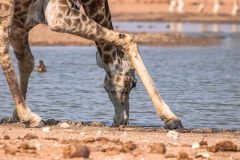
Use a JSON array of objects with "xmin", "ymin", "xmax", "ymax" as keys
[
  {"xmin": 35, "ymin": 143, "xmax": 41, "ymax": 150},
  {"xmin": 166, "ymin": 130, "xmax": 179, "ymax": 140},
  {"xmin": 196, "ymin": 152, "xmax": 210, "ymax": 159},
  {"xmin": 42, "ymin": 127, "xmax": 51, "ymax": 132},
  {"xmin": 60, "ymin": 122, "xmax": 70, "ymax": 129},
  {"xmin": 121, "ymin": 131, "xmax": 128, "ymax": 137},
  {"xmin": 80, "ymin": 132, "xmax": 86, "ymax": 136},
  {"xmin": 96, "ymin": 130, "xmax": 102, "ymax": 136},
  {"xmin": 191, "ymin": 142, "xmax": 200, "ymax": 149}
]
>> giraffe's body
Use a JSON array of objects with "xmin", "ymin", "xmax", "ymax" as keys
[{"xmin": 0, "ymin": 0, "xmax": 183, "ymax": 129}]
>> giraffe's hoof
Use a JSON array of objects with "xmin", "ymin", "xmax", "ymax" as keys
[
  {"xmin": 164, "ymin": 119, "xmax": 184, "ymax": 130},
  {"xmin": 25, "ymin": 120, "xmax": 45, "ymax": 128}
]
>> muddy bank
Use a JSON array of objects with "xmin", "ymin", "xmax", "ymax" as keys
[
  {"xmin": 29, "ymin": 25, "xmax": 223, "ymax": 47},
  {"xmin": 0, "ymin": 120, "xmax": 239, "ymax": 160}
]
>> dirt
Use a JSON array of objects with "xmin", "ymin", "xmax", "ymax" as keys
[
  {"xmin": 29, "ymin": 24, "xmax": 223, "ymax": 47},
  {"xmin": 108, "ymin": 0, "xmax": 240, "ymax": 23},
  {"xmin": 0, "ymin": 121, "xmax": 239, "ymax": 160}
]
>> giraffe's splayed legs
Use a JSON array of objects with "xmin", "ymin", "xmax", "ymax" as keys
[{"xmin": 41, "ymin": 0, "xmax": 182, "ymax": 129}]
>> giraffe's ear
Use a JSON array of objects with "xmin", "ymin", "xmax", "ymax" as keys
[{"xmin": 96, "ymin": 51, "xmax": 104, "ymax": 69}]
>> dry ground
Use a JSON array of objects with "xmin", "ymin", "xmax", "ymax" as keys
[{"xmin": 0, "ymin": 122, "xmax": 239, "ymax": 160}]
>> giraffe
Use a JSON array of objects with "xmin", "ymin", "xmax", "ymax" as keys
[
  {"xmin": 169, "ymin": 0, "xmax": 184, "ymax": 13},
  {"xmin": 232, "ymin": 0, "xmax": 239, "ymax": 16},
  {"xmin": 0, "ymin": 0, "xmax": 183, "ymax": 129},
  {"xmin": 213, "ymin": 0, "xmax": 221, "ymax": 14}
]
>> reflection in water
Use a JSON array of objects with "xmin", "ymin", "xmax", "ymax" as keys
[
  {"xmin": 232, "ymin": 24, "xmax": 239, "ymax": 33},
  {"xmin": 201, "ymin": 23, "xmax": 208, "ymax": 32},
  {"xmin": 212, "ymin": 23, "xmax": 220, "ymax": 33},
  {"xmin": 168, "ymin": 22, "xmax": 239, "ymax": 34},
  {"xmin": 114, "ymin": 21, "xmax": 240, "ymax": 34},
  {"xmin": 170, "ymin": 22, "xmax": 183, "ymax": 33}
]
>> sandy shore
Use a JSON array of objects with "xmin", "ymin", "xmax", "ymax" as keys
[
  {"xmin": 29, "ymin": 25, "xmax": 223, "ymax": 47},
  {"xmin": 0, "ymin": 121, "xmax": 239, "ymax": 160}
]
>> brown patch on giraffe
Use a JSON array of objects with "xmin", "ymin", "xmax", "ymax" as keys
[
  {"xmin": 22, "ymin": 1, "xmax": 32, "ymax": 8},
  {"xmin": 103, "ymin": 44, "xmax": 113, "ymax": 52},
  {"xmin": 115, "ymin": 64, "xmax": 123, "ymax": 72},
  {"xmin": 112, "ymin": 51, "xmax": 117, "ymax": 60},
  {"xmin": 81, "ymin": 15, "xmax": 87, "ymax": 22},
  {"xmin": 70, "ymin": 10, "xmax": 79, "ymax": 17},
  {"xmin": 94, "ymin": 14, "xmax": 104, "ymax": 23},
  {"xmin": 14, "ymin": 6, "xmax": 22, "ymax": 12},
  {"xmin": 119, "ymin": 34, "xmax": 126, "ymax": 39},
  {"xmin": 103, "ymin": 54, "xmax": 113, "ymax": 64},
  {"xmin": 81, "ymin": 0, "xmax": 89, "ymax": 4},
  {"xmin": 64, "ymin": 18, "xmax": 72, "ymax": 26},
  {"xmin": 86, "ymin": 3, "xmax": 98, "ymax": 16},
  {"xmin": 96, "ymin": 0, "xmax": 104, "ymax": 8},
  {"xmin": 57, "ymin": 12, "xmax": 63, "ymax": 18},
  {"xmin": 101, "ymin": 20, "xmax": 109, "ymax": 28},
  {"xmin": 0, "ymin": 4, "xmax": 10, "ymax": 11},
  {"xmin": 58, "ymin": 6, "xmax": 69, "ymax": 13},
  {"xmin": 116, "ymin": 76, "xmax": 121, "ymax": 83},
  {"xmin": 58, "ymin": 0, "xmax": 68, "ymax": 5}
]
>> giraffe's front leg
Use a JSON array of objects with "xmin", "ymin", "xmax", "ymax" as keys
[
  {"xmin": 44, "ymin": 0, "xmax": 183, "ymax": 129},
  {"xmin": 0, "ymin": 0, "xmax": 43, "ymax": 127}
]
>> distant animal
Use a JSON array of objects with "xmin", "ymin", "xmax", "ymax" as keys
[{"xmin": 38, "ymin": 60, "xmax": 46, "ymax": 72}]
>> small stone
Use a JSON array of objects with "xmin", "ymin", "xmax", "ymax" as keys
[
  {"xmin": 121, "ymin": 131, "xmax": 128, "ymax": 137},
  {"xmin": 96, "ymin": 137, "xmax": 110, "ymax": 143},
  {"xmin": 191, "ymin": 142, "xmax": 200, "ymax": 149},
  {"xmin": 82, "ymin": 137, "xmax": 95, "ymax": 143},
  {"xmin": 80, "ymin": 132, "xmax": 85, "ymax": 136},
  {"xmin": 177, "ymin": 152, "xmax": 192, "ymax": 160},
  {"xmin": 60, "ymin": 122, "xmax": 70, "ymax": 129},
  {"xmin": 150, "ymin": 143, "xmax": 166, "ymax": 154},
  {"xmin": 167, "ymin": 130, "xmax": 179, "ymax": 140},
  {"xmin": 90, "ymin": 121, "xmax": 105, "ymax": 127},
  {"xmin": 42, "ymin": 127, "xmax": 50, "ymax": 132},
  {"xmin": 63, "ymin": 144, "xmax": 90, "ymax": 158},
  {"xmin": 96, "ymin": 130, "xmax": 102, "ymax": 136},
  {"xmin": 199, "ymin": 140, "xmax": 208, "ymax": 147},
  {"xmin": 35, "ymin": 143, "xmax": 41, "ymax": 150},
  {"xmin": 3, "ymin": 135, "xmax": 10, "ymax": 140},
  {"xmin": 207, "ymin": 141, "xmax": 238, "ymax": 152},
  {"xmin": 123, "ymin": 141, "xmax": 137, "ymax": 152},
  {"xmin": 196, "ymin": 152, "xmax": 210, "ymax": 159},
  {"xmin": 18, "ymin": 143, "xmax": 36, "ymax": 150},
  {"xmin": 4, "ymin": 146, "xmax": 16, "ymax": 155},
  {"xmin": 23, "ymin": 133, "xmax": 38, "ymax": 140},
  {"xmin": 165, "ymin": 154, "xmax": 176, "ymax": 158}
]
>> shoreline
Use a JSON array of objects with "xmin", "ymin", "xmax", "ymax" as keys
[{"xmin": 29, "ymin": 25, "xmax": 224, "ymax": 47}]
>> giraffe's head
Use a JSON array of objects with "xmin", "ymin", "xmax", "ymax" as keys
[{"xmin": 102, "ymin": 50, "xmax": 137, "ymax": 126}]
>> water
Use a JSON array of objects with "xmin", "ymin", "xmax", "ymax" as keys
[
  {"xmin": 114, "ymin": 21, "xmax": 240, "ymax": 34},
  {"xmin": 0, "ymin": 23, "xmax": 240, "ymax": 129}
]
